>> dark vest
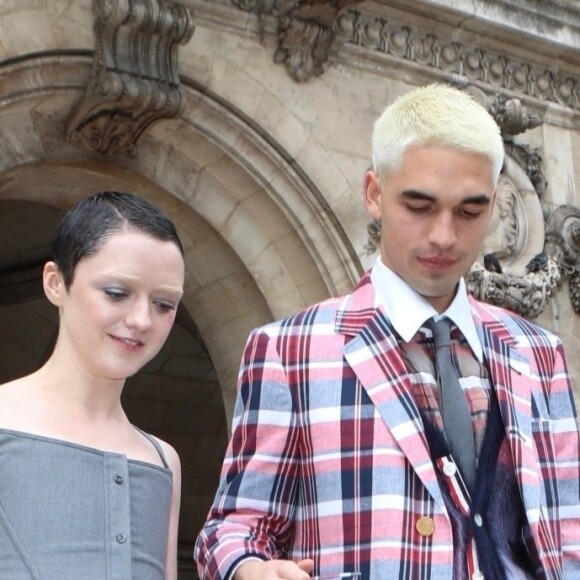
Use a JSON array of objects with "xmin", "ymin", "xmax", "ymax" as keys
[{"xmin": 421, "ymin": 386, "xmax": 537, "ymax": 579}]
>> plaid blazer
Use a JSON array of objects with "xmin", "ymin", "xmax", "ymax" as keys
[{"xmin": 195, "ymin": 274, "xmax": 580, "ymax": 579}]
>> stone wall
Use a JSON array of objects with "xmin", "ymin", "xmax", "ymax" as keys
[{"xmin": 0, "ymin": 0, "xmax": 579, "ymax": 576}]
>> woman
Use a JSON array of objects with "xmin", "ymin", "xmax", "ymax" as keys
[{"xmin": 0, "ymin": 191, "xmax": 184, "ymax": 579}]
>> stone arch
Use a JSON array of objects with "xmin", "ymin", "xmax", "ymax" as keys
[{"xmin": 0, "ymin": 39, "xmax": 363, "ymax": 567}]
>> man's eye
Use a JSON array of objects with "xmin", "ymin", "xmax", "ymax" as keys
[
  {"xmin": 406, "ymin": 204, "xmax": 431, "ymax": 213},
  {"xmin": 460, "ymin": 208, "xmax": 482, "ymax": 219}
]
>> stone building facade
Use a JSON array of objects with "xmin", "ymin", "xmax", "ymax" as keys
[{"xmin": 0, "ymin": 0, "xmax": 579, "ymax": 576}]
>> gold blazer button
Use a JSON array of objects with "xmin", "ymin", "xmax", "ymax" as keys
[{"xmin": 415, "ymin": 516, "xmax": 435, "ymax": 537}]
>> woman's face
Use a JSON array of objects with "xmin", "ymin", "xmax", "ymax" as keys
[{"xmin": 49, "ymin": 229, "xmax": 185, "ymax": 382}]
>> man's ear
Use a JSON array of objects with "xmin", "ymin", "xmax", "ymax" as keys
[
  {"xmin": 490, "ymin": 185, "xmax": 498, "ymax": 213},
  {"xmin": 43, "ymin": 262, "xmax": 66, "ymax": 306},
  {"xmin": 363, "ymin": 170, "xmax": 382, "ymax": 220}
]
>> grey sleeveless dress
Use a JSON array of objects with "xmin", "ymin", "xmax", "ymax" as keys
[{"xmin": 0, "ymin": 428, "xmax": 173, "ymax": 579}]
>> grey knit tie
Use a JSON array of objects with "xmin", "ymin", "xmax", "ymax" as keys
[{"xmin": 428, "ymin": 317, "xmax": 477, "ymax": 490}]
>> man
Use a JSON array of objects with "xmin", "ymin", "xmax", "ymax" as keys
[{"xmin": 195, "ymin": 84, "xmax": 580, "ymax": 579}]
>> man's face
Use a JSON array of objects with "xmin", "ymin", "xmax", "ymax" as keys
[{"xmin": 364, "ymin": 146, "xmax": 496, "ymax": 313}]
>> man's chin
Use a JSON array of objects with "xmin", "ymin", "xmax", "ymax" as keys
[{"xmin": 414, "ymin": 281, "xmax": 459, "ymax": 308}]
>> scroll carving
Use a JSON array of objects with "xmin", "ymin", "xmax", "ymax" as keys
[
  {"xmin": 544, "ymin": 206, "xmax": 580, "ymax": 314},
  {"xmin": 66, "ymin": 0, "xmax": 195, "ymax": 156},
  {"xmin": 486, "ymin": 93, "xmax": 542, "ymax": 137}
]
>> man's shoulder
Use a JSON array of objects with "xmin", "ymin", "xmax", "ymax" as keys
[
  {"xmin": 261, "ymin": 294, "xmax": 347, "ymax": 335},
  {"xmin": 252, "ymin": 274, "xmax": 374, "ymax": 339},
  {"xmin": 469, "ymin": 294, "xmax": 557, "ymax": 340}
]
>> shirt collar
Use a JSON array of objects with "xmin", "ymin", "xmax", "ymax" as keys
[{"xmin": 370, "ymin": 257, "xmax": 483, "ymax": 362}]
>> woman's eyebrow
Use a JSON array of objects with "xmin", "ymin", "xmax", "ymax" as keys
[
  {"xmin": 98, "ymin": 273, "xmax": 183, "ymax": 295},
  {"xmin": 157, "ymin": 285, "xmax": 184, "ymax": 296}
]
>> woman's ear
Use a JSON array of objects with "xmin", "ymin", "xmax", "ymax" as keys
[{"xmin": 43, "ymin": 262, "xmax": 65, "ymax": 306}]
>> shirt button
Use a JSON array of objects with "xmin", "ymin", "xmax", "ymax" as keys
[
  {"xmin": 114, "ymin": 475, "xmax": 124, "ymax": 484},
  {"xmin": 116, "ymin": 533, "xmax": 126, "ymax": 544},
  {"xmin": 443, "ymin": 462, "xmax": 457, "ymax": 476},
  {"xmin": 474, "ymin": 513, "xmax": 483, "ymax": 527},
  {"xmin": 415, "ymin": 516, "xmax": 435, "ymax": 536}
]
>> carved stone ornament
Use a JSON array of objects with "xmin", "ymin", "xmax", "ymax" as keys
[
  {"xmin": 544, "ymin": 205, "xmax": 580, "ymax": 314},
  {"xmin": 233, "ymin": 0, "xmax": 362, "ymax": 82},
  {"xmin": 466, "ymin": 260, "xmax": 561, "ymax": 320},
  {"xmin": 66, "ymin": 0, "xmax": 195, "ymax": 156}
]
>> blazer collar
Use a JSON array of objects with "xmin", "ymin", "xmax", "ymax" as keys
[{"xmin": 335, "ymin": 273, "xmax": 381, "ymax": 337}]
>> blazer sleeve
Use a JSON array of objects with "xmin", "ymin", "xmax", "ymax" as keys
[
  {"xmin": 548, "ymin": 341, "xmax": 580, "ymax": 574},
  {"xmin": 194, "ymin": 327, "xmax": 301, "ymax": 580}
]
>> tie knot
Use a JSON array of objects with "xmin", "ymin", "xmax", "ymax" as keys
[{"xmin": 426, "ymin": 317, "xmax": 452, "ymax": 349}]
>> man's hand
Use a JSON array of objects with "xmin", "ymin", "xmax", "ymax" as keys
[{"xmin": 233, "ymin": 558, "xmax": 314, "ymax": 579}]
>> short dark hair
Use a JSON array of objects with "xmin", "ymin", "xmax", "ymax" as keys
[{"xmin": 52, "ymin": 191, "xmax": 184, "ymax": 289}]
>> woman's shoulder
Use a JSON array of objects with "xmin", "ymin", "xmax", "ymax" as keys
[
  {"xmin": 134, "ymin": 427, "xmax": 181, "ymax": 473},
  {"xmin": 157, "ymin": 437, "xmax": 181, "ymax": 474},
  {"xmin": 0, "ymin": 376, "xmax": 36, "ymax": 425},
  {"xmin": 0, "ymin": 374, "xmax": 34, "ymax": 393}
]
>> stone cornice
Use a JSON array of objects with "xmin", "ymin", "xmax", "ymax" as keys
[
  {"xmin": 187, "ymin": 0, "xmax": 580, "ymax": 119},
  {"xmin": 372, "ymin": 0, "xmax": 580, "ymax": 60},
  {"xmin": 335, "ymin": 5, "xmax": 580, "ymax": 112}
]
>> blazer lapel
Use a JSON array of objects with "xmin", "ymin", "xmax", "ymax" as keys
[
  {"xmin": 474, "ymin": 311, "xmax": 542, "ymax": 517},
  {"xmin": 337, "ymin": 276, "xmax": 446, "ymax": 509}
]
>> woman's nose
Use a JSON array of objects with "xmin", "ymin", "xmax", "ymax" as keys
[{"xmin": 125, "ymin": 299, "xmax": 152, "ymax": 331}]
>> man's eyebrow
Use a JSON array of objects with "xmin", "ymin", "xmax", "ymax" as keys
[{"xmin": 401, "ymin": 189, "xmax": 492, "ymax": 205}]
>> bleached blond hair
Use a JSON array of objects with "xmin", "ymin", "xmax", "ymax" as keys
[{"xmin": 372, "ymin": 84, "xmax": 504, "ymax": 183}]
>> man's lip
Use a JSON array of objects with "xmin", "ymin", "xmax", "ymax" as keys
[{"xmin": 418, "ymin": 256, "xmax": 456, "ymax": 268}]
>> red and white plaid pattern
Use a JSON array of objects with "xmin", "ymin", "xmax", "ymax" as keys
[{"xmin": 195, "ymin": 274, "xmax": 580, "ymax": 580}]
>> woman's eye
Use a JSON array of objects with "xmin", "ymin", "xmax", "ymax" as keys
[
  {"xmin": 154, "ymin": 300, "xmax": 176, "ymax": 313},
  {"xmin": 104, "ymin": 289, "xmax": 128, "ymax": 300}
]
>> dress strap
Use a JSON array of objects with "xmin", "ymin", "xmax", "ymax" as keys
[{"xmin": 132, "ymin": 426, "xmax": 169, "ymax": 468}]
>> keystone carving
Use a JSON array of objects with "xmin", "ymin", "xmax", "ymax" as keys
[
  {"xmin": 66, "ymin": 0, "xmax": 195, "ymax": 156},
  {"xmin": 233, "ymin": 0, "xmax": 362, "ymax": 82}
]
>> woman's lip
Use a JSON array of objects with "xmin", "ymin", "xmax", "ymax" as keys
[{"xmin": 110, "ymin": 335, "xmax": 144, "ymax": 350}]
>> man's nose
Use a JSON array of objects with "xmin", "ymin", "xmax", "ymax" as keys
[{"xmin": 428, "ymin": 213, "xmax": 457, "ymax": 249}]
